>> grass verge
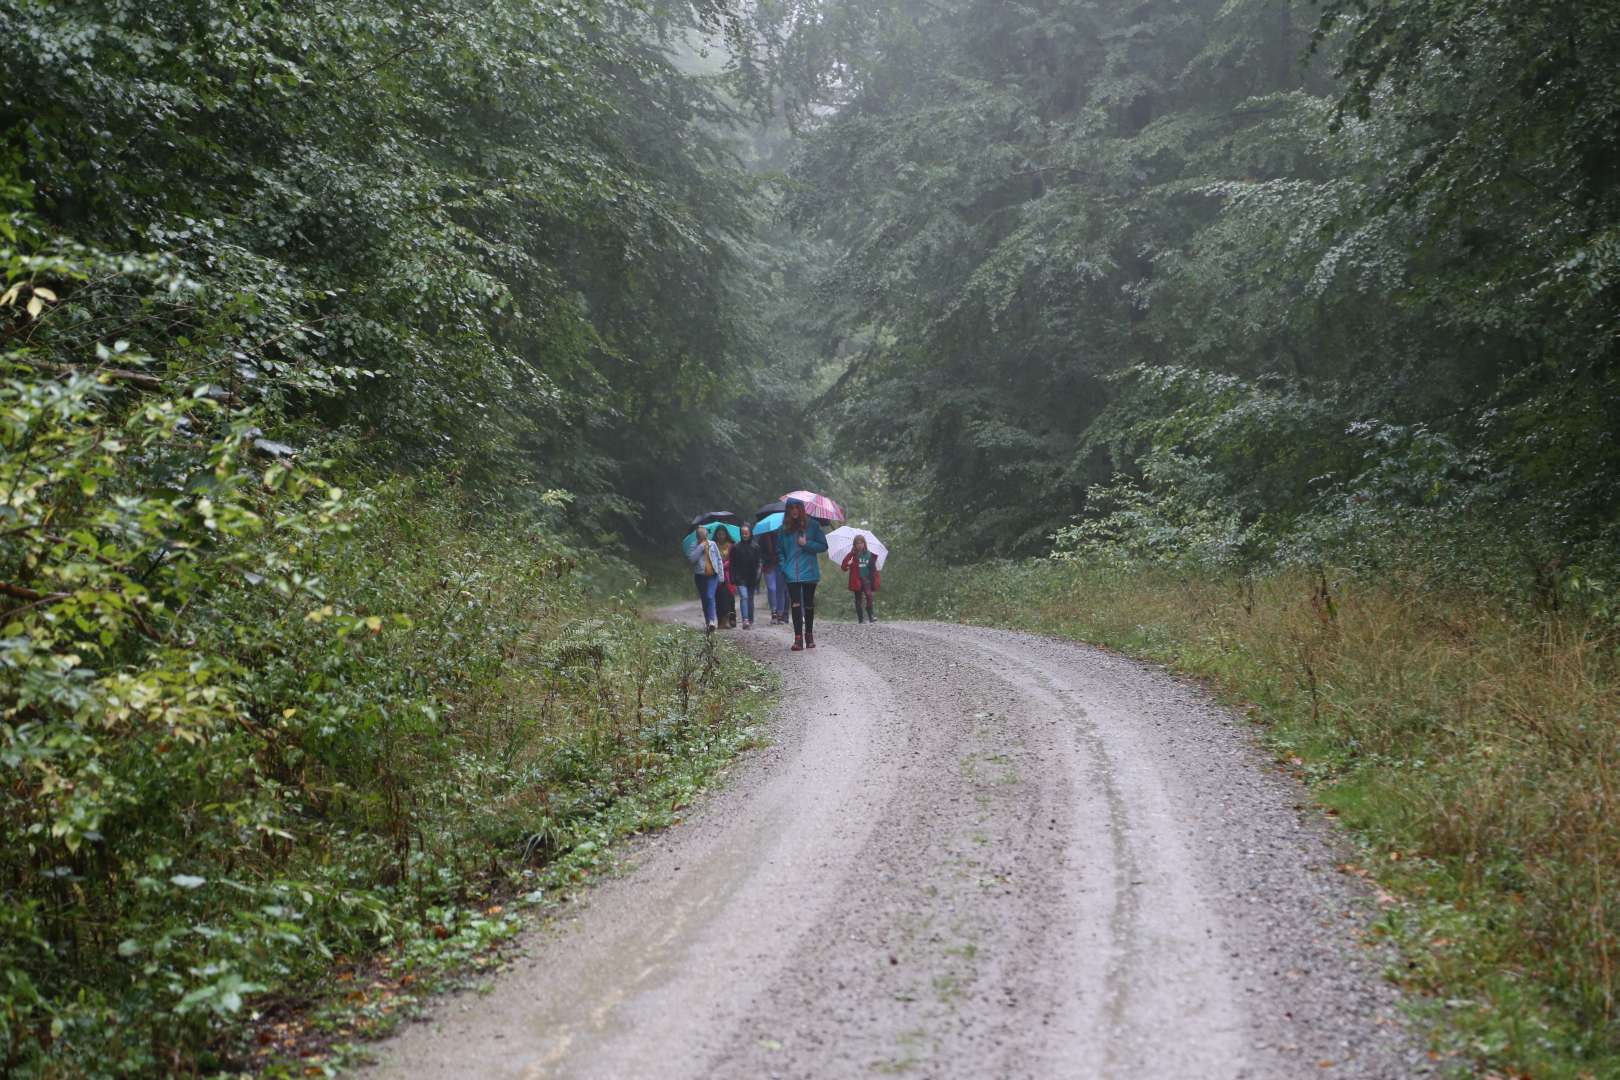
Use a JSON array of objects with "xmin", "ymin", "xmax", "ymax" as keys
[
  {"xmin": 881, "ymin": 560, "xmax": 1618, "ymax": 1080},
  {"xmin": 259, "ymin": 616, "xmax": 773, "ymax": 1077}
]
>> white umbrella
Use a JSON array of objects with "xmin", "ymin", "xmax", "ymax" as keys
[{"xmin": 825, "ymin": 526, "xmax": 889, "ymax": 570}]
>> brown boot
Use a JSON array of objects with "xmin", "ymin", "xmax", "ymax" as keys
[
  {"xmin": 791, "ymin": 634, "xmax": 805, "ymax": 652},
  {"xmin": 805, "ymin": 632, "xmax": 816, "ymax": 649}
]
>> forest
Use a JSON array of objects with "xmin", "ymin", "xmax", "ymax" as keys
[
  {"xmin": 2, "ymin": 0, "xmax": 1617, "ymax": 1075},
  {"xmin": 770, "ymin": 0, "xmax": 1620, "ymax": 585}
]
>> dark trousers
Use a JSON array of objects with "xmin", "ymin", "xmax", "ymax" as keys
[
  {"xmin": 854, "ymin": 586, "xmax": 875, "ymax": 622},
  {"xmin": 787, "ymin": 580, "xmax": 817, "ymax": 637}
]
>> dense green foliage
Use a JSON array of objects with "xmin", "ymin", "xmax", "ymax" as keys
[
  {"xmin": 758, "ymin": 0, "xmax": 1620, "ymax": 591},
  {"xmin": 1, "ymin": 0, "xmax": 809, "ymax": 528},
  {"xmin": 0, "ymin": 0, "xmax": 793, "ymax": 1071},
  {"xmin": 1, "ymin": 460, "xmax": 765, "ymax": 1073}
]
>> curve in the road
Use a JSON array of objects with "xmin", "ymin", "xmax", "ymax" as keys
[{"xmin": 362, "ymin": 613, "xmax": 1427, "ymax": 1080}]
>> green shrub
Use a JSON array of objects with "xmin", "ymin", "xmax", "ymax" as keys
[{"xmin": 0, "ymin": 346, "xmax": 764, "ymax": 1074}]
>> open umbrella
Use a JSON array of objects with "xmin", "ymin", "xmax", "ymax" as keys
[
  {"xmin": 753, "ymin": 511, "xmax": 785, "ymax": 536},
  {"xmin": 681, "ymin": 521, "xmax": 741, "ymax": 558},
  {"xmin": 688, "ymin": 510, "xmax": 737, "ymax": 529},
  {"xmin": 826, "ymin": 526, "xmax": 889, "ymax": 570},
  {"xmin": 755, "ymin": 500, "xmax": 786, "ymax": 520},
  {"xmin": 781, "ymin": 490, "xmax": 845, "ymax": 523}
]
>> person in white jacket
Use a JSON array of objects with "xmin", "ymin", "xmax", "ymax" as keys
[{"xmin": 688, "ymin": 525, "xmax": 722, "ymax": 631}]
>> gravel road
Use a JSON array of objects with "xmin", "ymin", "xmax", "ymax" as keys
[{"xmin": 362, "ymin": 610, "xmax": 1429, "ymax": 1079}]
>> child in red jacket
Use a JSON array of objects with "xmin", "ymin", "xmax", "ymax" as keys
[{"xmin": 840, "ymin": 534, "xmax": 881, "ymax": 624}]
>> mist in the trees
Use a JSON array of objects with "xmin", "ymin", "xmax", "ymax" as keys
[
  {"xmin": 749, "ymin": 0, "xmax": 1620, "ymax": 589},
  {"xmin": 4, "ymin": 0, "xmax": 1619, "ymax": 1072}
]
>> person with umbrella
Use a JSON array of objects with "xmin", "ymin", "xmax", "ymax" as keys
[
  {"xmin": 714, "ymin": 527, "xmax": 738, "ymax": 628},
  {"xmin": 775, "ymin": 498, "xmax": 828, "ymax": 651},
  {"xmin": 840, "ymin": 533, "xmax": 882, "ymax": 623},
  {"xmin": 729, "ymin": 522, "xmax": 763, "ymax": 629},
  {"xmin": 827, "ymin": 525, "xmax": 889, "ymax": 624},
  {"xmin": 754, "ymin": 504, "xmax": 787, "ymax": 623},
  {"xmin": 687, "ymin": 524, "xmax": 722, "ymax": 631}
]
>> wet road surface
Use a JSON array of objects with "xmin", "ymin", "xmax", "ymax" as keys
[{"xmin": 362, "ymin": 611, "xmax": 1427, "ymax": 1079}]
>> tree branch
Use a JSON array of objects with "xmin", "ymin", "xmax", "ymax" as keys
[
  {"xmin": 1, "ymin": 580, "xmax": 67, "ymax": 603},
  {"xmin": 22, "ymin": 361, "xmax": 238, "ymax": 404}
]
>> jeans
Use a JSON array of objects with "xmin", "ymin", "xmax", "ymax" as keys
[
  {"xmin": 787, "ymin": 580, "xmax": 817, "ymax": 637},
  {"xmin": 693, "ymin": 573, "xmax": 718, "ymax": 625},
  {"xmin": 763, "ymin": 566, "xmax": 782, "ymax": 616},
  {"xmin": 737, "ymin": 584, "xmax": 755, "ymax": 624},
  {"xmin": 773, "ymin": 567, "xmax": 789, "ymax": 615}
]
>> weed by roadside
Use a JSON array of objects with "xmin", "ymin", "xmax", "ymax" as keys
[
  {"xmin": 882, "ymin": 560, "xmax": 1620, "ymax": 1080},
  {"xmin": 257, "ymin": 612, "xmax": 773, "ymax": 1077}
]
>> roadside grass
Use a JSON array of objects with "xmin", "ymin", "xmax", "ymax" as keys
[
  {"xmin": 880, "ymin": 560, "xmax": 1620, "ymax": 1080},
  {"xmin": 267, "ymin": 605, "xmax": 775, "ymax": 1077},
  {"xmin": 2, "ymin": 481, "xmax": 773, "ymax": 1078}
]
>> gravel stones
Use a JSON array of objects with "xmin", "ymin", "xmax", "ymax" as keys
[{"xmin": 361, "ymin": 613, "xmax": 1428, "ymax": 1079}]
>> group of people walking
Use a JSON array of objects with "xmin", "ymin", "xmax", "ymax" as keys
[{"xmin": 688, "ymin": 498, "xmax": 881, "ymax": 652}]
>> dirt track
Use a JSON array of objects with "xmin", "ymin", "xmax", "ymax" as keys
[{"xmin": 362, "ymin": 610, "xmax": 1428, "ymax": 1079}]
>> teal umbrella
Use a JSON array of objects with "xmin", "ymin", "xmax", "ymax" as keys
[
  {"xmin": 753, "ymin": 511, "xmax": 785, "ymax": 535},
  {"xmin": 681, "ymin": 521, "xmax": 740, "ymax": 558}
]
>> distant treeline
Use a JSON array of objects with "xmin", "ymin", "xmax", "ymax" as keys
[{"xmin": 748, "ymin": 0, "xmax": 1620, "ymax": 595}]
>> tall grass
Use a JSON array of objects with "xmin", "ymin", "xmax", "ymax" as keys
[{"xmin": 884, "ymin": 560, "xmax": 1620, "ymax": 1078}]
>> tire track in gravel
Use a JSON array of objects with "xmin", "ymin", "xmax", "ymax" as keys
[{"xmin": 361, "ymin": 613, "xmax": 1429, "ymax": 1080}]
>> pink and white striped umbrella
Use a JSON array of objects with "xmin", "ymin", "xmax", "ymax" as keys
[{"xmin": 780, "ymin": 490, "xmax": 845, "ymax": 523}]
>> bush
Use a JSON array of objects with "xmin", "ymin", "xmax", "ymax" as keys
[{"xmin": 0, "ymin": 356, "xmax": 763, "ymax": 1075}]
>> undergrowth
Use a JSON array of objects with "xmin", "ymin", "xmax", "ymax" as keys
[
  {"xmin": 1, "ymin": 470, "xmax": 770, "ymax": 1076},
  {"xmin": 882, "ymin": 560, "xmax": 1619, "ymax": 1079},
  {"xmin": 624, "ymin": 549, "xmax": 704, "ymax": 610}
]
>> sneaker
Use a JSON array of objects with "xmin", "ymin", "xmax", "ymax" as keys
[
  {"xmin": 706, "ymin": 622, "xmax": 715, "ymax": 632},
  {"xmin": 791, "ymin": 635, "xmax": 804, "ymax": 652}
]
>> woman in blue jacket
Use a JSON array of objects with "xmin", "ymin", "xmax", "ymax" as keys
[
  {"xmin": 688, "ymin": 525, "xmax": 722, "ymax": 631},
  {"xmin": 775, "ymin": 499, "xmax": 827, "ymax": 651}
]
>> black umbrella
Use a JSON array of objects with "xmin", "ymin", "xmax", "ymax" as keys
[
  {"xmin": 688, "ymin": 510, "xmax": 737, "ymax": 529},
  {"xmin": 755, "ymin": 501, "xmax": 786, "ymax": 520}
]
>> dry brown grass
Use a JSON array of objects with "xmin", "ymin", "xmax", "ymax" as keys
[{"xmin": 887, "ymin": 560, "xmax": 1620, "ymax": 1073}]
